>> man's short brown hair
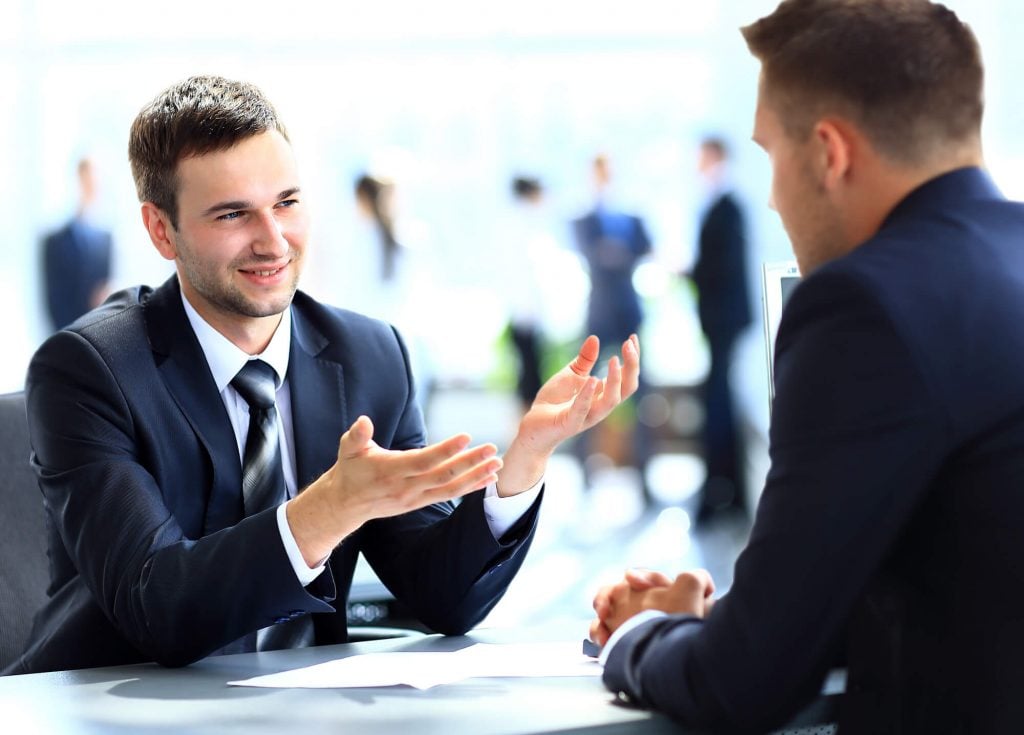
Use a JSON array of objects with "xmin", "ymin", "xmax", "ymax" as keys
[
  {"xmin": 128, "ymin": 75, "xmax": 288, "ymax": 228},
  {"xmin": 742, "ymin": 0, "xmax": 983, "ymax": 165}
]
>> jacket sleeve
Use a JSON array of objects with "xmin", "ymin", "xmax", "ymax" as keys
[
  {"xmin": 27, "ymin": 330, "xmax": 335, "ymax": 668},
  {"xmin": 602, "ymin": 270, "xmax": 948, "ymax": 732}
]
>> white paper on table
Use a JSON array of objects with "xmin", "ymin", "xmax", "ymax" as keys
[{"xmin": 228, "ymin": 641, "xmax": 601, "ymax": 690}]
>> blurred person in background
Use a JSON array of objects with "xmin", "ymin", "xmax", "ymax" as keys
[
  {"xmin": 688, "ymin": 136, "xmax": 752, "ymax": 525},
  {"xmin": 502, "ymin": 175, "xmax": 549, "ymax": 411},
  {"xmin": 572, "ymin": 155, "xmax": 654, "ymax": 504},
  {"xmin": 355, "ymin": 173, "xmax": 403, "ymax": 286},
  {"xmin": 42, "ymin": 157, "xmax": 114, "ymax": 331}
]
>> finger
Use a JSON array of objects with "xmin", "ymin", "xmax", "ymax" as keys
[
  {"xmin": 700, "ymin": 569, "xmax": 717, "ymax": 599},
  {"xmin": 565, "ymin": 377, "xmax": 599, "ymax": 431},
  {"xmin": 418, "ymin": 456, "xmax": 505, "ymax": 505},
  {"xmin": 668, "ymin": 569, "xmax": 714, "ymax": 618},
  {"xmin": 608, "ymin": 579, "xmax": 632, "ymax": 605},
  {"xmin": 620, "ymin": 337, "xmax": 641, "ymax": 398},
  {"xmin": 592, "ymin": 356, "xmax": 623, "ymax": 418},
  {"xmin": 589, "ymin": 619, "xmax": 611, "ymax": 647},
  {"xmin": 672, "ymin": 569, "xmax": 716, "ymax": 601},
  {"xmin": 401, "ymin": 433, "xmax": 473, "ymax": 475},
  {"xmin": 569, "ymin": 335, "xmax": 600, "ymax": 377},
  {"xmin": 625, "ymin": 568, "xmax": 672, "ymax": 590},
  {"xmin": 338, "ymin": 415, "xmax": 375, "ymax": 459},
  {"xmin": 592, "ymin": 585, "xmax": 612, "ymax": 617},
  {"xmin": 414, "ymin": 443, "xmax": 500, "ymax": 488}
]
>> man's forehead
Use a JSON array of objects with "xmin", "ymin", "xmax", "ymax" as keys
[{"xmin": 173, "ymin": 133, "xmax": 298, "ymax": 206}]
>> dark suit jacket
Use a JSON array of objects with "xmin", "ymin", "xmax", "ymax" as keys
[
  {"xmin": 7, "ymin": 277, "xmax": 538, "ymax": 674},
  {"xmin": 691, "ymin": 192, "xmax": 751, "ymax": 342},
  {"xmin": 604, "ymin": 168, "xmax": 1024, "ymax": 734},
  {"xmin": 42, "ymin": 217, "xmax": 112, "ymax": 331},
  {"xmin": 573, "ymin": 208, "xmax": 652, "ymax": 342}
]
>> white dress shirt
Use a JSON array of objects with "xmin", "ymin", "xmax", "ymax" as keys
[{"xmin": 180, "ymin": 292, "xmax": 542, "ymax": 586}]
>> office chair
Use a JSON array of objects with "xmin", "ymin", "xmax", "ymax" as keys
[{"xmin": 0, "ymin": 391, "xmax": 48, "ymax": 671}]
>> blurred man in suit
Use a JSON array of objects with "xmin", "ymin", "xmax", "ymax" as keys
[
  {"xmin": 590, "ymin": 2, "xmax": 1024, "ymax": 732},
  {"xmin": 42, "ymin": 158, "xmax": 113, "ymax": 331},
  {"xmin": 690, "ymin": 137, "xmax": 752, "ymax": 524},
  {"xmin": 8, "ymin": 75, "xmax": 640, "ymax": 674}
]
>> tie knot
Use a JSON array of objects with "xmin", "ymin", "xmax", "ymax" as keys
[{"xmin": 231, "ymin": 360, "xmax": 278, "ymax": 411}]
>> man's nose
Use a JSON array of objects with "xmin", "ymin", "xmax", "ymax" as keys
[{"xmin": 252, "ymin": 211, "xmax": 289, "ymax": 256}]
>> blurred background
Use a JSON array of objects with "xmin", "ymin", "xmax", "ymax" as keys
[{"xmin": 4, "ymin": 0, "xmax": 1024, "ymax": 629}]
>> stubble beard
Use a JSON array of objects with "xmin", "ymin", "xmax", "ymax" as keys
[{"xmin": 181, "ymin": 250, "xmax": 302, "ymax": 319}]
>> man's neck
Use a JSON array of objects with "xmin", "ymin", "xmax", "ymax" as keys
[
  {"xmin": 180, "ymin": 287, "xmax": 284, "ymax": 356},
  {"xmin": 846, "ymin": 148, "xmax": 984, "ymax": 250}
]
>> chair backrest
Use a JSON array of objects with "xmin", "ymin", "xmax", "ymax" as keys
[{"xmin": 0, "ymin": 391, "xmax": 48, "ymax": 671}]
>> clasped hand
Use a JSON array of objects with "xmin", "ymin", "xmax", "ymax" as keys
[{"xmin": 589, "ymin": 568, "xmax": 716, "ymax": 647}]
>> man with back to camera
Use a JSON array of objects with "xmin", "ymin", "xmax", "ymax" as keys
[
  {"xmin": 589, "ymin": 1, "xmax": 1024, "ymax": 732},
  {"xmin": 6, "ymin": 75, "xmax": 640, "ymax": 674}
]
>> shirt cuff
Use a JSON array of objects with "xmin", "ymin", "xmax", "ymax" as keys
[
  {"xmin": 598, "ymin": 609, "xmax": 668, "ymax": 666},
  {"xmin": 276, "ymin": 502, "xmax": 328, "ymax": 587},
  {"xmin": 482, "ymin": 476, "xmax": 543, "ymax": 539}
]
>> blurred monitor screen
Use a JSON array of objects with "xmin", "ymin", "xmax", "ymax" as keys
[{"xmin": 762, "ymin": 260, "xmax": 801, "ymax": 406}]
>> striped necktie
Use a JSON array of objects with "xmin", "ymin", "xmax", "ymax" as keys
[
  {"xmin": 231, "ymin": 359, "xmax": 286, "ymax": 515},
  {"xmin": 230, "ymin": 360, "xmax": 314, "ymax": 651}
]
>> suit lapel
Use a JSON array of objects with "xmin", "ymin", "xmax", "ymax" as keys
[
  {"xmin": 144, "ymin": 277, "xmax": 243, "ymax": 534},
  {"xmin": 288, "ymin": 305, "xmax": 347, "ymax": 490}
]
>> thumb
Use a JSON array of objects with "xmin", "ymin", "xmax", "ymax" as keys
[
  {"xmin": 569, "ymin": 335, "xmax": 600, "ymax": 377},
  {"xmin": 339, "ymin": 415, "xmax": 374, "ymax": 458}
]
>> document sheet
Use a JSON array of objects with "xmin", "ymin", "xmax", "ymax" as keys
[{"xmin": 229, "ymin": 641, "xmax": 601, "ymax": 690}]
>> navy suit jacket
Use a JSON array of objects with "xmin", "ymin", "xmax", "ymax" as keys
[
  {"xmin": 573, "ymin": 208, "xmax": 652, "ymax": 342},
  {"xmin": 604, "ymin": 168, "xmax": 1024, "ymax": 734},
  {"xmin": 7, "ymin": 277, "xmax": 538, "ymax": 674},
  {"xmin": 692, "ymin": 192, "xmax": 752, "ymax": 342},
  {"xmin": 42, "ymin": 217, "xmax": 112, "ymax": 331}
]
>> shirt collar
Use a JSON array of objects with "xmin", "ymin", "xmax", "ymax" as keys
[{"xmin": 180, "ymin": 290, "xmax": 292, "ymax": 392}]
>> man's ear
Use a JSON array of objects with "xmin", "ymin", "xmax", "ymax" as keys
[
  {"xmin": 141, "ymin": 202, "xmax": 177, "ymax": 261},
  {"xmin": 812, "ymin": 118, "xmax": 854, "ymax": 192}
]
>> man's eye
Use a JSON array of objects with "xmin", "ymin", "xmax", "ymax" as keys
[
  {"xmin": 217, "ymin": 211, "xmax": 243, "ymax": 221},
  {"xmin": 277, "ymin": 199, "xmax": 299, "ymax": 208}
]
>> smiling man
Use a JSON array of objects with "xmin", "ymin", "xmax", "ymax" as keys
[
  {"xmin": 7, "ymin": 75, "xmax": 640, "ymax": 674},
  {"xmin": 591, "ymin": 1, "xmax": 1024, "ymax": 733}
]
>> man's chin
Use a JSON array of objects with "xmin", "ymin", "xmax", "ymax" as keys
[{"xmin": 232, "ymin": 289, "xmax": 297, "ymax": 319}]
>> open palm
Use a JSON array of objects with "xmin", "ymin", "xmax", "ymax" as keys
[{"xmin": 516, "ymin": 334, "xmax": 641, "ymax": 456}]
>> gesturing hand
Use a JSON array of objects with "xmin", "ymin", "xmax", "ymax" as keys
[
  {"xmin": 287, "ymin": 415, "xmax": 503, "ymax": 566},
  {"xmin": 519, "ymin": 334, "xmax": 640, "ymax": 455},
  {"xmin": 496, "ymin": 334, "xmax": 640, "ymax": 497},
  {"xmin": 330, "ymin": 415, "xmax": 503, "ymax": 523}
]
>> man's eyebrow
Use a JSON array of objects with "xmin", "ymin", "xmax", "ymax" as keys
[
  {"xmin": 201, "ymin": 188, "xmax": 301, "ymax": 218},
  {"xmin": 202, "ymin": 199, "xmax": 252, "ymax": 218}
]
